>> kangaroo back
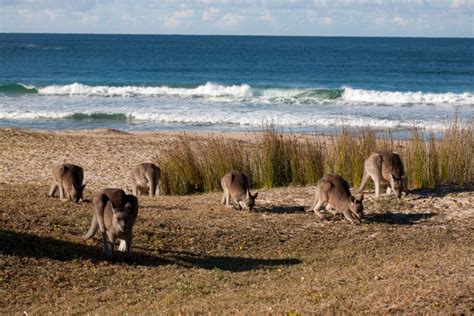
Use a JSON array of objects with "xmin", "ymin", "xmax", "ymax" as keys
[
  {"xmin": 377, "ymin": 150, "xmax": 405, "ymax": 179},
  {"xmin": 221, "ymin": 171, "xmax": 258, "ymax": 211},
  {"xmin": 50, "ymin": 163, "xmax": 85, "ymax": 202},
  {"xmin": 312, "ymin": 174, "xmax": 363, "ymax": 225},
  {"xmin": 84, "ymin": 188, "xmax": 139, "ymax": 259},
  {"xmin": 131, "ymin": 163, "xmax": 161, "ymax": 197}
]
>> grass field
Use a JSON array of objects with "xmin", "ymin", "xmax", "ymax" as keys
[
  {"xmin": 1, "ymin": 183, "xmax": 473, "ymax": 313},
  {"xmin": 0, "ymin": 128, "xmax": 473, "ymax": 313}
]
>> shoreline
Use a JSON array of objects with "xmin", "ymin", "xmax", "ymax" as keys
[{"xmin": 0, "ymin": 123, "xmax": 462, "ymax": 141}]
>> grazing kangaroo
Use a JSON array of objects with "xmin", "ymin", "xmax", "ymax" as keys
[
  {"xmin": 357, "ymin": 150, "xmax": 407, "ymax": 198},
  {"xmin": 48, "ymin": 163, "xmax": 86, "ymax": 203},
  {"xmin": 83, "ymin": 188, "xmax": 138, "ymax": 259},
  {"xmin": 221, "ymin": 171, "xmax": 258, "ymax": 211},
  {"xmin": 311, "ymin": 174, "xmax": 364, "ymax": 225},
  {"xmin": 130, "ymin": 163, "xmax": 161, "ymax": 197}
]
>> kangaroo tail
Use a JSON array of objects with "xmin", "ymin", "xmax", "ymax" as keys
[
  {"xmin": 309, "ymin": 188, "xmax": 319, "ymax": 211},
  {"xmin": 148, "ymin": 174, "xmax": 157, "ymax": 197},
  {"xmin": 357, "ymin": 169, "xmax": 370, "ymax": 193},
  {"xmin": 83, "ymin": 214, "xmax": 98, "ymax": 240}
]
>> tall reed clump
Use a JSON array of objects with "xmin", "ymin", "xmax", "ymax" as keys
[
  {"xmin": 401, "ymin": 129, "xmax": 438, "ymax": 189},
  {"xmin": 258, "ymin": 126, "xmax": 293, "ymax": 188},
  {"xmin": 158, "ymin": 136, "xmax": 203, "ymax": 195},
  {"xmin": 195, "ymin": 137, "xmax": 254, "ymax": 192},
  {"xmin": 157, "ymin": 119, "xmax": 472, "ymax": 195},
  {"xmin": 401, "ymin": 120, "xmax": 473, "ymax": 189},
  {"xmin": 158, "ymin": 136, "xmax": 257, "ymax": 195},
  {"xmin": 295, "ymin": 138, "xmax": 326, "ymax": 185},
  {"xmin": 256, "ymin": 127, "xmax": 325, "ymax": 188},
  {"xmin": 438, "ymin": 119, "xmax": 473, "ymax": 185},
  {"xmin": 328, "ymin": 128, "xmax": 376, "ymax": 187}
]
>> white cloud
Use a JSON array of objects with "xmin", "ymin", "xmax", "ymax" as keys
[
  {"xmin": 322, "ymin": 16, "xmax": 333, "ymax": 25},
  {"xmin": 202, "ymin": 7, "xmax": 219, "ymax": 21},
  {"xmin": 217, "ymin": 13, "xmax": 244, "ymax": 26},
  {"xmin": 392, "ymin": 15, "xmax": 407, "ymax": 27},
  {"xmin": 164, "ymin": 9, "xmax": 194, "ymax": 28},
  {"xmin": 260, "ymin": 9, "xmax": 275, "ymax": 23}
]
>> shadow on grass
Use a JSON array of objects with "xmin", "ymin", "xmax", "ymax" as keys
[
  {"xmin": 409, "ymin": 184, "xmax": 473, "ymax": 198},
  {"xmin": 0, "ymin": 230, "xmax": 301, "ymax": 272},
  {"xmin": 365, "ymin": 212, "xmax": 435, "ymax": 225},
  {"xmin": 253, "ymin": 205, "xmax": 306, "ymax": 214}
]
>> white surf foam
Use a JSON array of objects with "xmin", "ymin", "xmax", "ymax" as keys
[
  {"xmin": 0, "ymin": 108, "xmax": 457, "ymax": 131},
  {"xmin": 342, "ymin": 87, "xmax": 474, "ymax": 105},
  {"xmin": 35, "ymin": 82, "xmax": 474, "ymax": 106},
  {"xmin": 38, "ymin": 82, "xmax": 253, "ymax": 98}
]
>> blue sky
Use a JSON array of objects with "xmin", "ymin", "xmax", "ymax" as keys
[{"xmin": 0, "ymin": 0, "xmax": 472, "ymax": 37}]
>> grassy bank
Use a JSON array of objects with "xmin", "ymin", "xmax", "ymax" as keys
[{"xmin": 157, "ymin": 121, "xmax": 473, "ymax": 195}]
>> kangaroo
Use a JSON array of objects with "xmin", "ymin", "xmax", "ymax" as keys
[
  {"xmin": 311, "ymin": 174, "xmax": 364, "ymax": 225},
  {"xmin": 357, "ymin": 150, "xmax": 407, "ymax": 198},
  {"xmin": 48, "ymin": 163, "xmax": 86, "ymax": 203},
  {"xmin": 130, "ymin": 163, "xmax": 161, "ymax": 197},
  {"xmin": 83, "ymin": 188, "xmax": 138, "ymax": 259},
  {"xmin": 221, "ymin": 171, "xmax": 258, "ymax": 211}
]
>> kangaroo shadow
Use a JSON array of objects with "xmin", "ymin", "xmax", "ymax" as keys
[
  {"xmin": 253, "ymin": 205, "xmax": 306, "ymax": 214},
  {"xmin": 365, "ymin": 212, "xmax": 435, "ymax": 225},
  {"xmin": 159, "ymin": 249, "xmax": 302, "ymax": 272},
  {"xmin": 409, "ymin": 184, "xmax": 473, "ymax": 198},
  {"xmin": 0, "ymin": 230, "xmax": 301, "ymax": 272}
]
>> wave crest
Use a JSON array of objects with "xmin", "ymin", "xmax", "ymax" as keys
[
  {"xmin": 38, "ymin": 82, "xmax": 254, "ymax": 98},
  {"xmin": 1, "ymin": 82, "xmax": 472, "ymax": 105},
  {"xmin": 342, "ymin": 87, "xmax": 474, "ymax": 104},
  {"xmin": 0, "ymin": 84, "xmax": 38, "ymax": 94}
]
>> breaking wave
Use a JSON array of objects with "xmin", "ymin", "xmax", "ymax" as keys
[{"xmin": 1, "ymin": 82, "xmax": 472, "ymax": 105}]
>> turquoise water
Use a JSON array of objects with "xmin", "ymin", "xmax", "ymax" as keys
[{"xmin": 0, "ymin": 33, "xmax": 472, "ymax": 132}]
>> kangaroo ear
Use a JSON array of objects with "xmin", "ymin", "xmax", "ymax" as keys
[
  {"xmin": 253, "ymin": 192, "xmax": 258, "ymax": 199},
  {"xmin": 357, "ymin": 192, "xmax": 364, "ymax": 202},
  {"xmin": 246, "ymin": 190, "xmax": 250, "ymax": 198},
  {"xmin": 351, "ymin": 196, "xmax": 356, "ymax": 203},
  {"xmin": 81, "ymin": 183, "xmax": 87, "ymax": 190}
]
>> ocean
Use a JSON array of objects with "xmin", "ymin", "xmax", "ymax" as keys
[{"xmin": 0, "ymin": 33, "xmax": 472, "ymax": 134}]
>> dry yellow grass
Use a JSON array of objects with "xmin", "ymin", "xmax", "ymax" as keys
[{"xmin": 0, "ymin": 128, "xmax": 473, "ymax": 313}]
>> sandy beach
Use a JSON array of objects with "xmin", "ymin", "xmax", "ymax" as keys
[
  {"xmin": 0, "ymin": 128, "xmax": 256, "ymax": 190},
  {"xmin": 1, "ymin": 127, "xmax": 473, "ymax": 313}
]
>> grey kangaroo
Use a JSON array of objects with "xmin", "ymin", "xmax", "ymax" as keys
[
  {"xmin": 83, "ymin": 188, "xmax": 138, "ymax": 259},
  {"xmin": 311, "ymin": 174, "xmax": 364, "ymax": 225},
  {"xmin": 130, "ymin": 163, "xmax": 161, "ymax": 197},
  {"xmin": 48, "ymin": 163, "xmax": 86, "ymax": 203},
  {"xmin": 221, "ymin": 171, "xmax": 258, "ymax": 211},
  {"xmin": 357, "ymin": 150, "xmax": 407, "ymax": 198}
]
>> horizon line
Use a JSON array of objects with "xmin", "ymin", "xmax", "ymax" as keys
[{"xmin": 0, "ymin": 31, "xmax": 472, "ymax": 39}]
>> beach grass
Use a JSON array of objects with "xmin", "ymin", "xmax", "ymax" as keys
[{"xmin": 157, "ymin": 120, "xmax": 473, "ymax": 195}]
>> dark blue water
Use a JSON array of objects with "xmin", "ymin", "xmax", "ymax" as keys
[{"xmin": 0, "ymin": 33, "xmax": 472, "ymax": 132}]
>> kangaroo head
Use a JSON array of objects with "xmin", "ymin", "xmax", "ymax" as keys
[
  {"xmin": 390, "ymin": 174, "xmax": 404, "ymax": 198},
  {"xmin": 349, "ymin": 193, "xmax": 364, "ymax": 220},
  {"xmin": 111, "ymin": 202, "xmax": 134, "ymax": 233},
  {"xmin": 241, "ymin": 190, "xmax": 258, "ymax": 211},
  {"xmin": 71, "ymin": 183, "xmax": 86, "ymax": 203}
]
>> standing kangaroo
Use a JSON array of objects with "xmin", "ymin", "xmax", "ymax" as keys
[
  {"xmin": 221, "ymin": 171, "xmax": 258, "ymax": 211},
  {"xmin": 357, "ymin": 150, "xmax": 407, "ymax": 198},
  {"xmin": 83, "ymin": 188, "xmax": 138, "ymax": 259},
  {"xmin": 311, "ymin": 174, "xmax": 364, "ymax": 225},
  {"xmin": 130, "ymin": 163, "xmax": 161, "ymax": 197},
  {"xmin": 48, "ymin": 163, "xmax": 86, "ymax": 203}
]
